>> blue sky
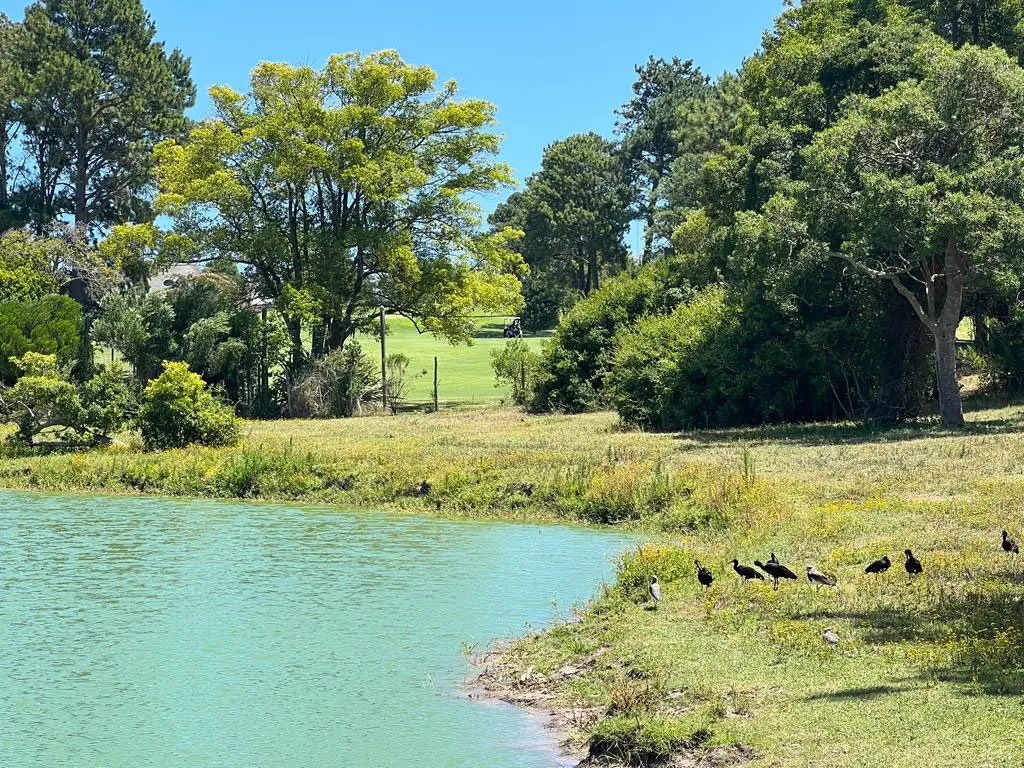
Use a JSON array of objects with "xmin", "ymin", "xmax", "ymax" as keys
[{"xmin": 3, "ymin": 0, "xmax": 782, "ymax": 221}]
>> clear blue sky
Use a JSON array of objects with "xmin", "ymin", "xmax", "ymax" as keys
[{"xmin": 3, "ymin": 0, "xmax": 782, "ymax": 212}]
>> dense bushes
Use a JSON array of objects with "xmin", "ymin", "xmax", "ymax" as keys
[
  {"xmin": 138, "ymin": 362, "xmax": 241, "ymax": 450},
  {"xmin": 490, "ymin": 339, "xmax": 542, "ymax": 406},
  {"xmin": 529, "ymin": 258, "xmax": 933, "ymax": 430},
  {"xmin": 609, "ymin": 287, "xmax": 735, "ymax": 429},
  {"xmin": 0, "ymin": 353, "xmax": 132, "ymax": 446},
  {"xmin": 289, "ymin": 342, "xmax": 381, "ymax": 418},
  {"xmin": 531, "ymin": 264, "xmax": 683, "ymax": 412},
  {"xmin": 0, "ymin": 295, "xmax": 83, "ymax": 385}
]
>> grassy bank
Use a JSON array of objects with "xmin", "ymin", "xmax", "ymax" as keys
[
  {"xmin": 475, "ymin": 405, "xmax": 1024, "ymax": 767},
  {"xmin": 0, "ymin": 409, "xmax": 746, "ymax": 526},
  {"xmin": 3, "ymin": 404, "xmax": 1024, "ymax": 765}
]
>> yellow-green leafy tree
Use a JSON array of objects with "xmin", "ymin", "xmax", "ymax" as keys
[{"xmin": 150, "ymin": 51, "xmax": 525, "ymax": 371}]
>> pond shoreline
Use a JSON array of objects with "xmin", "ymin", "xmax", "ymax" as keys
[{"xmin": 465, "ymin": 643, "xmax": 593, "ymax": 768}]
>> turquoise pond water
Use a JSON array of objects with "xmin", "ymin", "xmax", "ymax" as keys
[{"xmin": 0, "ymin": 492, "xmax": 636, "ymax": 767}]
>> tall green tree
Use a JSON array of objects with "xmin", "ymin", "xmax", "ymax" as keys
[
  {"xmin": 17, "ymin": 0, "xmax": 194, "ymax": 231},
  {"xmin": 152, "ymin": 51, "xmax": 524, "ymax": 370},
  {"xmin": 494, "ymin": 132, "xmax": 631, "ymax": 309},
  {"xmin": 616, "ymin": 56, "xmax": 709, "ymax": 262},
  {"xmin": 802, "ymin": 40, "xmax": 1024, "ymax": 427},
  {"xmin": 0, "ymin": 14, "xmax": 24, "ymax": 231}
]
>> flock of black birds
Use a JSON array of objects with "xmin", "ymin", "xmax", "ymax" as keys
[{"xmin": 648, "ymin": 529, "xmax": 1021, "ymax": 605}]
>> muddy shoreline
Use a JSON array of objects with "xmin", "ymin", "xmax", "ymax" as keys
[{"xmin": 465, "ymin": 641, "xmax": 600, "ymax": 768}]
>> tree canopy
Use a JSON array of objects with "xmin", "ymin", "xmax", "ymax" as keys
[{"xmin": 152, "ymin": 51, "xmax": 525, "ymax": 369}]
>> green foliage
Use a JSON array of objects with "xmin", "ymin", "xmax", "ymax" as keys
[
  {"xmin": 587, "ymin": 714, "xmax": 712, "ymax": 766},
  {"xmin": 0, "ymin": 294, "xmax": 83, "ymax": 385},
  {"xmin": 137, "ymin": 362, "xmax": 241, "ymax": 450},
  {"xmin": 0, "ymin": 353, "xmax": 130, "ymax": 446},
  {"xmin": 490, "ymin": 339, "xmax": 542, "ymax": 407},
  {"xmin": 609, "ymin": 286, "xmax": 735, "ymax": 429},
  {"xmin": 616, "ymin": 56, "xmax": 711, "ymax": 260},
  {"xmin": 983, "ymin": 310, "xmax": 1024, "ymax": 390},
  {"xmin": 531, "ymin": 263, "xmax": 681, "ymax": 412},
  {"xmin": 16, "ymin": 0, "xmax": 195, "ymax": 229},
  {"xmin": 0, "ymin": 230, "xmax": 60, "ymax": 300},
  {"xmin": 92, "ymin": 290, "xmax": 174, "ymax": 385},
  {"xmin": 490, "ymin": 133, "xmax": 631, "ymax": 311},
  {"xmin": 153, "ymin": 51, "xmax": 523, "ymax": 370},
  {"xmin": 81, "ymin": 365, "xmax": 134, "ymax": 438}
]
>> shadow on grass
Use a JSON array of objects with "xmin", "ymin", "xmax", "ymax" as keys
[
  {"xmin": 672, "ymin": 402, "xmax": 1024, "ymax": 449},
  {"xmin": 796, "ymin": 588, "xmax": 1024, "ymax": 695},
  {"xmin": 804, "ymin": 684, "xmax": 916, "ymax": 701}
]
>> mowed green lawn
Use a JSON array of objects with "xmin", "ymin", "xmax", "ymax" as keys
[
  {"xmin": 358, "ymin": 316, "xmax": 549, "ymax": 406},
  {"xmin": 97, "ymin": 315, "xmax": 550, "ymax": 406}
]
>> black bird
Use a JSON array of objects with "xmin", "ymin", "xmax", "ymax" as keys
[
  {"xmin": 904, "ymin": 549, "xmax": 923, "ymax": 576},
  {"xmin": 864, "ymin": 555, "xmax": 891, "ymax": 575},
  {"xmin": 1002, "ymin": 530, "xmax": 1020, "ymax": 554},
  {"xmin": 694, "ymin": 560, "xmax": 714, "ymax": 591},
  {"xmin": 754, "ymin": 558, "xmax": 798, "ymax": 590},
  {"xmin": 805, "ymin": 565, "xmax": 837, "ymax": 589},
  {"xmin": 732, "ymin": 559, "xmax": 765, "ymax": 583}
]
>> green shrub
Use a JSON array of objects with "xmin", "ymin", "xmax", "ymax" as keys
[
  {"xmin": 531, "ymin": 264, "xmax": 680, "ymax": 412},
  {"xmin": 0, "ymin": 353, "xmax": 131, "ymax": 447},
  {"xmin": 137, "ymin": 362, "xmax": 241, "ymax": 450},
  {"xmin": 0, "ymin": 295, "xmax": 83, "ymax": 385},
  {"xmin": 81, "ymin": 365, "xmax": 134, "ymax": 437},
  {"xmin": 609, "ymin": 286, "xmax": 735, "ymax": 430},
  {"xmin": 985, "ymin": 310, "xmax": 1024, "ymax": 391},
  {"xmin": 490, "ymin": 339, "xmax": 542, "ymax": 406},
  {"xmin": 587, "ymin": 714, "xmax": 712, "ymax": 766}
]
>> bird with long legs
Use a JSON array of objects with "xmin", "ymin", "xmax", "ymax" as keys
[
  {"xmin": 805, "ymin": 564, "xmax": 837, "ymax": 590},
  {"xmin": 649, "ymin": 575, "xmax": 662, "ymax": 607},
  {"xmin": 755, "ymin": 557, "xmax": 798, "ymax": 590}
]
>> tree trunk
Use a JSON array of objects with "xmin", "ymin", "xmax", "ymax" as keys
[
  {"xmin": 642, "ymin": 206, "xmax": 655, "ymax": 265},
  {"xmin": 0, "ymin": 120, "xmax": 9, "ymax": 215},
  {"xmin": 587, "ymin": 249, "xmax": 600, "ymax": 294},
  {"xmin": 75, "ymin": 124, "xmax": 88, "ymax": 227},
  {"xmin": 286, "ymin": 316, "xmax": 304, "ymax": 370},
  {"xmin": 934, "ymin": 330, "xmax": 964, "ymax": 428}
]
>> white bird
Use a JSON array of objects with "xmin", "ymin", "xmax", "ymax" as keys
[
  {"xmin": 649, "ymin": 574, "xmax": 662, "ymax": 606},
  {"xmin": 822, "ymin": 627, "xmax": 839, "ymax": 648}
]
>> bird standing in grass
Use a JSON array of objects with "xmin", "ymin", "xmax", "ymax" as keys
[
  {"xmin": 732, "ymin": 559, "xmax": 765, "ymax": 583},
  {"xmin": 805, "ymin": 565, "xmax": 837, "ymax": 590},
  {"xmin": 755, "ymin": 558, "xmax": 798, "ymax": 590},
  {"xmin": 904, "ymin": 549, "xmax": 923, "ymax": 576},
  {"xmin": 695, "ymin": 560, "xmax": 714, "ymax": 591},
  {"xmin": 1002, "ymin": 530, "xmax": 1020, "ymax": 554},
  {"xmin": 822, "ymin": 627, "xmax": 840, "ymax": 648},
  {"xmin": 649, "ymin": 575, "xmax": 662, "ymax": 607},
  {"xmin": 864, "ymin": 556, "xmax": 891, "ymax": 575}
]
